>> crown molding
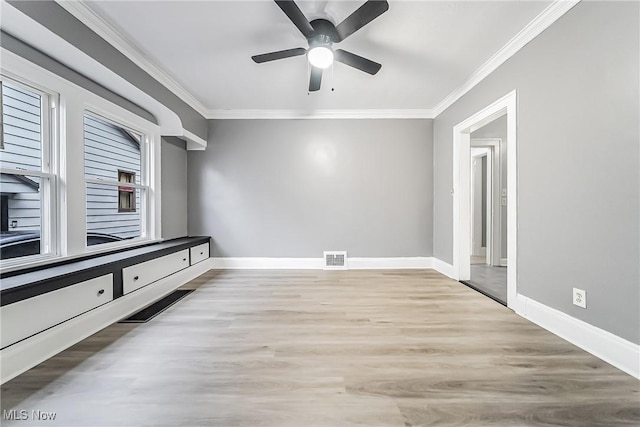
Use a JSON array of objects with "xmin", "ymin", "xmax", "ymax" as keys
[
  {"xmin": 432, "ymin": 0, "xmax": 580, "ymax": 117},
  {"xmin": 55, "ymin": 0, "xmax": 579, "ymax": 122},
  {"xmin": 206, "ymin": 109, "xmax": 435, "ymax": 120},
  {"xmin": 55, "ymin": 0, "xmax": 210, "ymax": 118}
]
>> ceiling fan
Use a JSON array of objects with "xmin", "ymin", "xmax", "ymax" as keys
[{"xmin": 252, "ymin": 0, "xmax": 389, "ymax": 92}]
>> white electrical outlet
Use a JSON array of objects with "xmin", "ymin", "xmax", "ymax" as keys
[{"xmin": 573, "ymin": 288, "xmax": 586, "ymax": 308}]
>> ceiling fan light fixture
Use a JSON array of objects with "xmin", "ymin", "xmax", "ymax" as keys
[
  {"xmin": 308, "ymin": 46, "xmax": 334, "ymax": 69},
  {"xmin": 253, "ymin": 0, "xmax": 389, "ymax": 90}
]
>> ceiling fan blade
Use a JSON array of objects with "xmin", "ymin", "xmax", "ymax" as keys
[
  {"xmin": 309, "ymin": 66, "xmax": 322, "ymax": 92},
  {"xmin": 335, "ymin": 0, "xmax": 389, "ymax": 42},
  {"xmin": 252, "ymin": 48, "xmax": 307, "ymax": 63},
  {"xmin": 334, "ymin": 49, "xmax": 382, "ymax": 75},
  {"xmin": 274, "ymin": 1, "xmax": 315, "ymax": 38}
]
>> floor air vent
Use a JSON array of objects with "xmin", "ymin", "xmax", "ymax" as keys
[
  {"xmin": 120, "ymin": 289, "xmax": 194, "ymax": 323},
  {"xmin": 323, "ymin": 251, "xmax": 347, "ymax": 270}
]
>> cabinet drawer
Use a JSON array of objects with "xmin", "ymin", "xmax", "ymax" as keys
[
  {"xmin": 0, "ymin": 274, "xmax": 113, "ymax": 349},
  {"xmin": 123, "ymin": 249, "xmax": 189, "ymax": 295},
  {"xmin": 190, "ymin": 242, "xmax": 209, "ymax": 265}
]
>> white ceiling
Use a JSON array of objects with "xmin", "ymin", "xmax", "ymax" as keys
[{"xmin": 85, "ymin": 0, "xmax": 552, "ymax": 116}]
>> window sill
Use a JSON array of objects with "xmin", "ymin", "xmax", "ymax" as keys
[
  {"xmin": 0, "ymin": 253, "xmax": 60, "ymax": 274},
  {"xmin": 0, "ymin": 238, "xmax": 164, "ymax": 276},
  {"xmin": 84, "ymin": 237, "xmax": 153, "ymax": 254}
]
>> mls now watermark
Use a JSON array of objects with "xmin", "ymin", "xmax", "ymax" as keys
[{"xmin": 3, "ymin": 409, "xmax": 57, "ymax": 421}]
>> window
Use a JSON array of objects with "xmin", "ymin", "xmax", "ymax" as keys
[
  {"xmin": 0, "ymin": 82, "xmax": 4, "ymax": 150},
  {"xmin": 0, "ymin": 79, "xmax": 56, "ymax": 262},
  {"xmin": 1, "ymin": 55, "xmax": 160, "ymax": 270},
  {"xmin": 117, "ymin": 170, "xmax": 136, "ymax": 212},
  {"xmin": 84, "ymin": 113, "xmax": 147, "ymax": 247}
]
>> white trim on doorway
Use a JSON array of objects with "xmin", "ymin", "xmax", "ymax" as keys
[
  {"xmin": 452, "ymin": 90, "xmax": 518, "ymax": 310},
  {"xmin": 470, "ymin": 146, "xmax": 492, "ymax": 265},
  {"xmin": 471, "ymin": 138, "xmax": 502, "ymax": 266}
]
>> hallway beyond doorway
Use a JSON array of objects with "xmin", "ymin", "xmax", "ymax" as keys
[{"xmin": 463, "ymin": 263, "xmax": 507, "ymax": 305}]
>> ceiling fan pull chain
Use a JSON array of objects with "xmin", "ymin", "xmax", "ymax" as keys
[
  {"xmin": 331, "ymin": 61, "xmax": 335, "ymax": 92},
  {"xmin": 307, "ymin": 59, "xmax": 311, "ymax": 95}
]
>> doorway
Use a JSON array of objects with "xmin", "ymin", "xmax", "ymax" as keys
[
  {"xmin": 464, "ymin": 133, "xmax": 507, "ymax": 304},
  {"xmin": 452, "ymin": 91, "xmax": 517, "ymax": 309}
]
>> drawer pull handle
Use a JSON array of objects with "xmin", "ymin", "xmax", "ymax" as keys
[
  {"xmin": 97, "ymin": 289, "xmax": 105, "ymax": 296},
  {"xmin": 134, "ymin": 276, "xmax": 139, "ymax": 281},
  {"xmin": 200, "ymin": 252, "xmax": 203, "ymax": 255},
  {"xmin": 183, "ymin": 258, "xmax": 187, "ymax": 262}
]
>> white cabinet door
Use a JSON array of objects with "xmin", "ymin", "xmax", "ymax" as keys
[
  {"xmin": 1, "ymin": 274, "xmax": 113, "ymax": 349},
  {"xmin": 190, "ymin": 243, "xmax": 210, "ymax": 265},
  {"xmin": 122, "ymin": 249, "xmax": 189, "ymax": 294}
]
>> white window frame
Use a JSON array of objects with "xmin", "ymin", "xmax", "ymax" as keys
[
  {"xmin": 0, "ymin": 76, "xmax": 59, "ymax": 267},
  {"xmin": 83, "ymin": 111, "xmax": 151, "ymax": 250},
  {"xmin": 1, "ymin": 48, "xmax": 162, "ymax": 273}
]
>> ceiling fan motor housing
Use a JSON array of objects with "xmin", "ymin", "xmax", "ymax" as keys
[{"xmin": 308, "ymin": 19, "xmax": 339, "ymax": 48}]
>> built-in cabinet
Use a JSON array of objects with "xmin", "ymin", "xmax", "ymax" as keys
[
  {"xmin": 0, "ymin": 237, "xmax": 210, "ymax": 352},
  {"xmin": 190, "ymin": 243, "xmax": 210, "ymax": 265},
  {"xmin": 0, "ymin": 274, "xmax": 114, "ymax": 349},
  {"xmin": 123, "ymin": 249, "xmax": 190, "ymax": 295}
]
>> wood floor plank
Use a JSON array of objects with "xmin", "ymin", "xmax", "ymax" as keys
[{"xmin": 1, "ymin": 270, "xmax": 638, "ymax": 426}]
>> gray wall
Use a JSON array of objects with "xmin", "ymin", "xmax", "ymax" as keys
[
  {"xmin": 433, "ymin": 1, "xmax": 639, "ymax": 343},
  {"xmin": 161, "ymin": 136, "xmax": 188, "ymax": 239},
  {"xmin": 188, "ymin": 119, "xmax": 433, "ymax": 258},
  {"xmin": 6, "ymin": 1, "xmax": 207, "ymax": 139}
]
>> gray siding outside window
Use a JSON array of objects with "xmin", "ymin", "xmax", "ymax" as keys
[
  {"xmin": 84, "ymin": 115, "xmax": 141, "ymax": 239},
  {"xmin": 0, "ymin": 81, "xmax": 42, "ymax": 233}
]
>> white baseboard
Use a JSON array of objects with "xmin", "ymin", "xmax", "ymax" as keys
[
  {"xmin": 0, "ymin": 261, "xmax": 212, "ymax": 384},
  {"xmin": 499, "ymin": 258, "xmax": 508, "ymax": 266},
  {"xmin": 210, "ymin": 257, "xmax": 435, "ymax": 270},
  {"xmin": 210, "ymin": 257, "xmax": 323, "ymax": 269},
  {"xmin": 348, "ymin": 257, "xmax": 432, "ymax": 269},
  {"xmin": 209, "ymin": 256, "xmax": 456, "ymax": 278},
  {"xmin": 516, "ymin": 295, "xmax": 640, "ymax": 379},
  {"xmin": 432, "ymin": 258, "xmax": 456, "ymax": 278}
]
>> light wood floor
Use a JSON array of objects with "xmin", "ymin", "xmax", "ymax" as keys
[{"xmin": 2, "ymin": 270, "xmax": 639, "ymax": 426}]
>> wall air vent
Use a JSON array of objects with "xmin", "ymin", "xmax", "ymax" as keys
[{"xmin": 323, "ymin": 251, "xmax": 347, "ymax": 270}]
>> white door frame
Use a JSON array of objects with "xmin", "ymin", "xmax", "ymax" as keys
[
  {"xmin": 470, "ymin": 147, "xmax": 492, "ymax": 264},
  {"xmin": 452, "ymin": 90, "xmax": 518, "ymax": 309},
  {"xmin": 471, "ymin": 138, "xmax": 501, "ymax": 266}
]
